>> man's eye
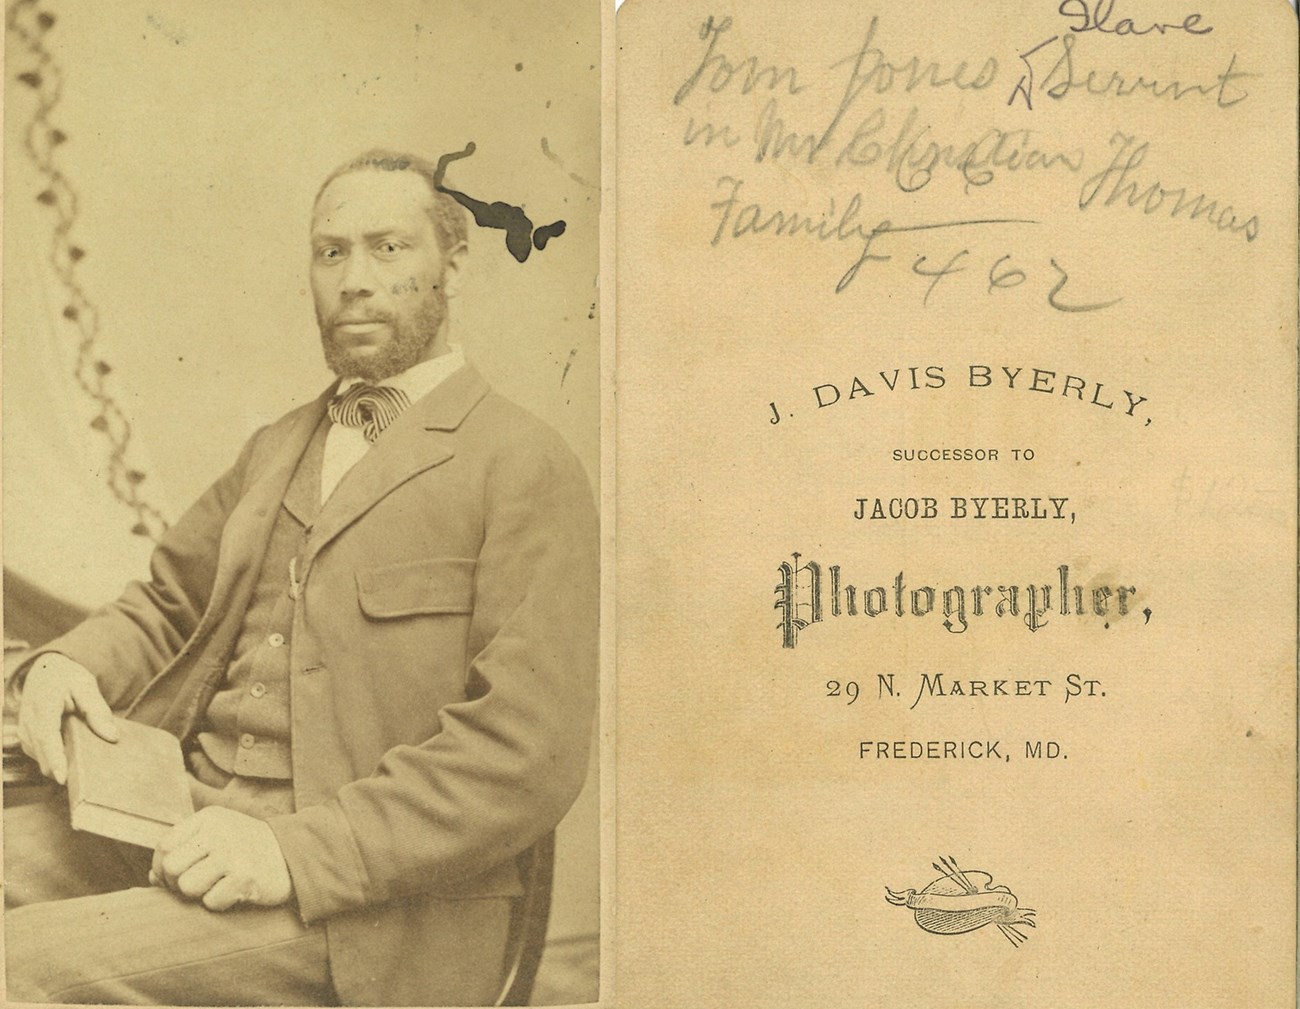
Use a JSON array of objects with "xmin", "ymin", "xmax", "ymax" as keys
[
  {"xmin": 317, "ymin": 247, "xmax": 343, "ymax": 261},
  {"xmin": 376, "ymin": 242, "xmax": 404, "ymax": 256}
]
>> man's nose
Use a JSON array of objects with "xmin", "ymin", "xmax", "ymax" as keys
[{"xmin": 339, "ymin": 251, "xmax": 377, "ymax": 297}]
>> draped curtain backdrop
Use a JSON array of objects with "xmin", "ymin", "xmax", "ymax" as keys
[{"xmin": 3, "ymin": 1, "xmax": 600, "ymax": 1002}]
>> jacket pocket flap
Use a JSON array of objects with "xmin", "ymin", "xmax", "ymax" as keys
[{"xmin": 356, "ymin": 558, "xmax": 476, "ymax": 618}]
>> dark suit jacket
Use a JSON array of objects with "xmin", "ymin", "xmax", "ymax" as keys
[{"xmin": 44, "ymin": 365, "xmax": 599, "ymax": 1005}]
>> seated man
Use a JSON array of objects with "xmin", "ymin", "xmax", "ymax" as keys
[{"xmin": 4, "ymin": 149, "xmax": 598, "ymax": 1006}]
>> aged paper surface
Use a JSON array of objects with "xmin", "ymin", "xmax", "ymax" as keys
[
  {"xmin": 3, "ymin": 0, "xmax": 605, "ymax": 1005},
  {"xmin": 617, "ymin": 1, "xmax": 1296, "ymax": 1006}
]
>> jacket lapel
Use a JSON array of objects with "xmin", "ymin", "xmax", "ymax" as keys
[
  {"xmin": 195, "ymin": 395, "xmax": 331, "ymax": 642},
  {"xmin": 281, "ymin": 424, "xmax": 327, "ymax": 529},
  {"xmin": 302, "ymin": 365, "xmax": 490, "ymax": 568}
]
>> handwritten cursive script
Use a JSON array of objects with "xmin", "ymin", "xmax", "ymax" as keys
[
  {"xmin": 1078, "ymin": 132, "xmax": 1259, "ymax": 241},
  {"xmin": 1010, "ymin": 34, "xmax": 1251, "ymax": 109},
  {"xmin": 1057, "ymin": 0, "xmax": 1212, "ymax": 37},
  {"xmin": 674, "ymin": 15, "xmax": 804, "ymax": 106}
]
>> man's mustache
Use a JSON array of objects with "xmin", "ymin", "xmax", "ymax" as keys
[{"xmin": 327, "ymin": 309, "xmax": 394, "ymax": 328}]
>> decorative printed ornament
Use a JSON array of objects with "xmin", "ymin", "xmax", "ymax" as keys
[{"xmin": 886, "ymin": 856, "xmax": 1036, "ymax": 946}]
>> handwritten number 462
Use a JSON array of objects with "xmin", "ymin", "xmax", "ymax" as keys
[{"xmin": 910, "ymin": 250, "xmax": 1120, "ymax": 312}]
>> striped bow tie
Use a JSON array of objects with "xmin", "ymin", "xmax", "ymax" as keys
[{"xmin": 327, "ymin": 383, "xmax": 412, "ymax": 443}]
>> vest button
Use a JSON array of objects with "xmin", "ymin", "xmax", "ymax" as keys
[
  {"xmin": 239, "ymin": 733, "xmax": 256, "ymax": 749},
  {"xmin": 249, "ymin": 681, "xmax": 267, "ymax": 698},
  {"xmin": 267, "ymin": 633, "xmax": 285, "ymax": 648}
]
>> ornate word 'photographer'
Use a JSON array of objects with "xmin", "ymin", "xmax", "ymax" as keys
[{"xmin": 774, "ymin": 554, "xmax": 1140, "ymax": 648}]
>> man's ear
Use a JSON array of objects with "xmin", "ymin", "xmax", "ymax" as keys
[{"xmin": 440, "ymin": 241, "xmax": 469, "ymax": 299}]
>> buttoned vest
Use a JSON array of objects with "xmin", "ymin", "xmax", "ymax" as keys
[{"xmin": 195, "ymin": 417, "xmax": 327, "ymax": 779}]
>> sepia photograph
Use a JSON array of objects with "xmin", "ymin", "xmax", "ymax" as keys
[{"xmin": 3, "ymin": 1, "xmax": 602, "ymax": 1005}]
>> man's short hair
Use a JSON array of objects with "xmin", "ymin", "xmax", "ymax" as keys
[{"xmin": 315, "ymin": 149, "xmax": 468, "ymax": 254}]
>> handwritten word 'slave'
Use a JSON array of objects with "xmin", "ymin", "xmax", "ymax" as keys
[{"xmin": 1057, "ymin": 0, "xmax": 1212, "ymax": 37}]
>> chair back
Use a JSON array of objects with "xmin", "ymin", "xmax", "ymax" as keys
[{"xmin": 495, "ymin": 831, "xmax": 556, "ymax": 1006}]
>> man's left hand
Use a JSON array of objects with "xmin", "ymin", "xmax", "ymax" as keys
[{"xmin": 151, "ymin": 806, "xmax": 294, "ymax": 911}]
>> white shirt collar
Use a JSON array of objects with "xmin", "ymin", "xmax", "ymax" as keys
[{"xmin": 336, "ymin": 345, "xmax": 466, "ymax": 404}]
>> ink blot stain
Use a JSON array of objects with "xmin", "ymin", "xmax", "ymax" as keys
[
  {"xmin": 515, "ymin": 62, "xmax": 524, "ymax": 71},
  {"xmin": 433, "ymin": 143, "xmax": 566, "ymax": 264},
  {"xmin": 533, "ymin": 220, "xmax": 566, "ymax": 251}
]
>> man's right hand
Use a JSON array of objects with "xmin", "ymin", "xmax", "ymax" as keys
[{"xmin": 17, "ymin": 654, "xmax": 119, "ymax": 785}]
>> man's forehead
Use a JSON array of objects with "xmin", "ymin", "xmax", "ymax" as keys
[{"xmin": 312, "ymin": 169, "xmax": 435, "ymax": 234}]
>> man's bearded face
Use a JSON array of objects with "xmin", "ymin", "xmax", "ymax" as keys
[{"xmin": 310, "ymin": 169, "xmax": 459, "ymax": 382}]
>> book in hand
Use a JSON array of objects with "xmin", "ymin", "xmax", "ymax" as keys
[{"xmin": 62, "ymin": 716, "xmax": 194, "ymax": 849}]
